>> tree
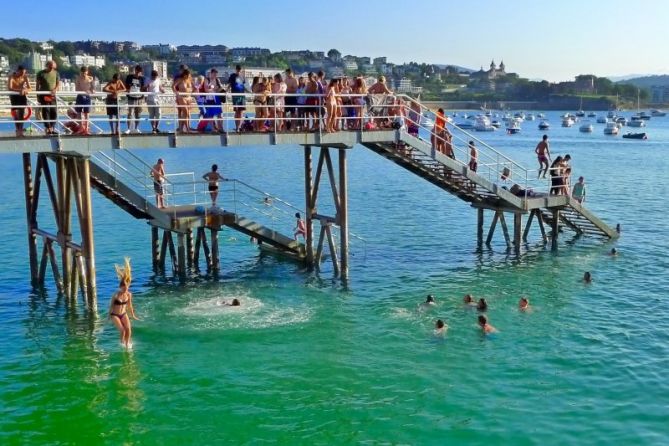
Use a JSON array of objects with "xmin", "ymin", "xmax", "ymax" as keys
[{"xmin": 327, "ymin": 49, "xmax": 341, "ymax": 61}]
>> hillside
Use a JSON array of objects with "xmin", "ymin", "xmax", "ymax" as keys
[{"xmin": 616, "ymin": 75, "xmax": 669, "ymax": 88}]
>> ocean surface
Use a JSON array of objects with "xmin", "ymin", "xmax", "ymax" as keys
[{"xmin": 1, "ymin": 112, "xmax": 668, "ymax": 445}]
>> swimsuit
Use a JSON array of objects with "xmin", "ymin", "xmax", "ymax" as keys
[
  {"xmin": 111, "ymin": 297, "xmax": 129, "ymax": 321},
  {"xmin": 208, "ymin": 184, "xmax": 219, "ymax": 192}
]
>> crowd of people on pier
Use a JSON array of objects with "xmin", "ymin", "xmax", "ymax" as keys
[
  {"xmin": 6, "ymin": 61, "xmax": 411, "ymax": 137},
  {"xmin": 534, "ymin": 135, "xmax": 587, "ymax": 200}
]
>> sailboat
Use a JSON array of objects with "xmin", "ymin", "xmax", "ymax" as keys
[
  {"xmin": 631, "ymin": 89, "xmax": 651, "ymax": 123},
  {"xmin": 575, "ymin": 96, "xmax": 585, "ymax": 117}
]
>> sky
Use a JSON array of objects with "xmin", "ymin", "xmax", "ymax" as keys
[{"xmin": 2, "ymin": 0, "xmax": 668, "ymax": 82}]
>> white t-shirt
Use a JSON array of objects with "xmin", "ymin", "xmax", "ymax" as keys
[{"xmin": 146, "ymin": 78, "xmax": 162, "ymax": 104}]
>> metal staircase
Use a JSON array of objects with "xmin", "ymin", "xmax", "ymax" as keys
[
  {"xmin": 88, "ymin": 149, "xmax": 305, "ymax": 256},
  {"xmin": 364, "ymin": 98, "xmax": 618, "ymax": 239}
]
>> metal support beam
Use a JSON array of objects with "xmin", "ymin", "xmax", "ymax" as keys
[
  {"xmin": 186, "ymin": 229, "xmax": 194, "ymax": 269},
  {"xmin": 551, "ymin": 209, "xmax": 559, "ymax": 251},
  {"xmin": 477, "ymin": 208, "xmax": 484, "ymax": 247},
  {"xmin": 513, "ymin": 212, "xmax": 522, "ymax": 250},
  {"xmin": 78, "ymin": 158, "xmax": 97, "ymax": 302},
  {"xmin": 325, "ymin": 225, "xmax": 340, "ymax": 276},
  {"xmin": 522, "ymin": 209, "xmax": 535, "ymax": 242},
  {"xmin": 210, "ymin": 229, "xmax": 220, "ymax": 272},
  {"xmin": 486, "ymin": 211, "xmax": 499, "ymax": 245},
  {"xmin": 338, "ymin": 149, "xmax": 349, "ymax": 278},
  {"xmin": 151, "ymin": 226, "xmax": 160, "ymax": 271},
  {"xmin": 304, "ymin": 145, "xmax": 314, "ymax": 265},
  {"xmin": 22, "ymin": 154, "xmax": 39, "ymax": 285},
  {"xmin": 536, "ymin": 210, "xmax": 548, "ymax": 244},
  {"xmin": 499, "ymin": 211, "xmax": 512, "ymax": 248},
  {"xmin": 177, "ymin": 232, "xmax": 187, "ymax": 279}
]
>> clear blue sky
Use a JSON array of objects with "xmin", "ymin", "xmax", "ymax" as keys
[{"xmin": 4, "ymin": 0, "xmax": 668, "ymax": 82}]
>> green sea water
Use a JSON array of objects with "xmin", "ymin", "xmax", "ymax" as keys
[{"xmin": 1, "ymin": 113, "xmax": 668, "ymax": 445}]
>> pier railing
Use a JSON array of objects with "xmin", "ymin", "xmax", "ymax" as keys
[{"xmin": 1, "ymin": 89, "xmax": 549, "ymax": 196}]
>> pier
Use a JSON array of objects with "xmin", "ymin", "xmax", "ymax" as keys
[{"xmin": 0, "ymin": 91, "xmax": 618, "ymax": 307}]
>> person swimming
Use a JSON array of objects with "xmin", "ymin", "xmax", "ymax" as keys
[
  {"xmin": 610, "ymin": 248, "xmax": 618, "ymax": 256},
  {"xmin": 419, "ymin": 294, "xmax": 436, "ymax": 311},
  {"xmin": 477, "ymin": 298, "xmax": 488, "ymax": 312},
  {"xmin": 463, "ymin": 294, "xmax": 476, "ymax": 306},
  {"xmin": 434, "ymin": 319, "xmax": 447, "ymax": 335},
  {"xmin": 519, "ymin": 297, "xmax": 530, "ymax": 311},
  {"xmin": 478, "ymin": 315, "xmax": 497, "ymax": 334},
  {"xmin": 583, "ymin": 271, "xmax": 592, "ymax": 283}
]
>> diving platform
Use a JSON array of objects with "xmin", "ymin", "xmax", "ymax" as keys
[{"xmin": 2, "ymin": 90, "xmax": 617, "ymax": 308}]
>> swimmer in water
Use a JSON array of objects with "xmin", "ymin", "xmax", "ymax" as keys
[
  {"xmin": 229, "ymin": 298, "xmax": 240, "ymax": 306},
  {"xmin": 519, "ymin": 297, "xmax": 531, "ymax": 312},
  {"xmin": 477, "ymin": 298, "xmax": 488, "ymax": 312},
  {"xmin": 463, "ymin": 294, "xmax": 476, "ymax": 306},
  {"xmin": 419, "ymin": 294, "xmax": 436, "ymax": 311},
  {"xmin": 609, "ymin": 248, "xmax": 618, "ymax": 256},
  {"xmin": 478, "ymin": 315, "xmax": 497, "ymax": 334},
  {"xmin": 434, "ymin": 319, "xmax": 447, "ymax": 335},
  {"xmin": 583, "ymin": 271, "xmax": 592, "ymax": 283}
]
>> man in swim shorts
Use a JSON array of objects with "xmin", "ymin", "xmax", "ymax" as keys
[
  {"xmin": 229, "ymin": 65, "xmax": 246, "ymax": 132},
  {"xmin": 535, "ymin": 135, "xmax": 551, "ymax": 178},
  {"xmin": 151, "ymin": 158, "xmax": 166, "ymax": 208},
  {"xmin": 202, "ymin": 164, "xmax": 224, "ymax": 207}
]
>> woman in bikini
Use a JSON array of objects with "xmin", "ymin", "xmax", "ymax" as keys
[
  {"xmin": 325, "ymin": 79, "xmax": 338, "ymax": 133},
  {"xmin": 174, "ymin": 69, "xmax": 195, "ymax": 133},
  {"xmin": 251, "ymin": 76, "xmax": 267, "ymax": 132},
  {"xmin": 108, "ymin": 257, "xmax": 140, "ymax": 348}
]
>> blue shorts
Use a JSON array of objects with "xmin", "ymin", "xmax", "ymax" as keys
[{"xmin": 75, "ymin": 94, "xmax": 91, "ymax": 113}]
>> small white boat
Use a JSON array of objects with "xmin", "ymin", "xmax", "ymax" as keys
[
  {"xmin": 587, "ymin": 112, "xmax": 597, "ymax": 118},
  {"xmin": 537, "ymin": 113, "xmax": 545, "ymax": 119},
  {"xmin": 579, "ymin": 121, "xmax": 594, "ymax": 133},
  {"xmin": 596, "ymin": 115, "xmax": 607, "ymax": 124},
  {"xmin": 607, "ymin": 110, "xmax": 615, "ymax": 118},
  {"xmin": 561, "ymin": 117, "xmax": 574, "ymax": 127},
  {"xmin": 514, "ymin": 111, "xmax": 525, "ymax": 120},
  {"xmin": 491, "ymin": 120, "xmax": 502, "ymax": 128},
  {"xmin": 538, "ymin": 120, "xmax": 550, "ymax": 130},
  {"xmin": 525, "ymin": 113, "xmax": 536, "ymax": 121},
  {"xmin": 628, "ymin": 119, "xmax": 646, "ymax": 128},
  {"xmin": 651, "ymin": 109, "xmax": 666, "ymax": 117},
  {"xmin": 604, "ymin": 122, "xmax": 619, "ymax": 135},
  {"xmin": 506, "ymin": 121, "xmax": 521, "ymax": 134},
  {"xmin": 575, "ymin": 110, "xmax": 585, "ymax": 117},
  {"xmin": 474, "ymin": 115, "xmax": 495, "ymax": 132},
  {"xmin": 455, "ymin": 121, "xmax": 475, "ymax": 129},
  {"xmin": 615, "ymin": 117, "xmax": 627, "ymax": 126},
  {"xmin": 421, "ymin": 117, "xmax": 434, "ymax": 129},
  {"xmin": 639, "ymin": 111, "xmax": 651, "ymax": 120}
]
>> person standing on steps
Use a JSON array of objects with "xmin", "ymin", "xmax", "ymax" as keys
[
  {"xmin": 294, "ymin": 212, "xmax": 306, "ymax": 240},
  {"xmin": 202, "ymin": 164, "xmax": 224, "ymax": 207},
  {"xmin": 151, "ymin": 158, "xmax": 166, "ymax": 209},
  {"xmin": 125, "ymin": 65, "xmax": 145, "ymax": 134},
  {"xmin": 535, "ymin": 134, "xmax": 551, "ymax": 178}
]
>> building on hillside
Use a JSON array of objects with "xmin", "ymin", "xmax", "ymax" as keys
[
  {"xmin": 216, "ymin": 66, "xmax": 285, "ymax": 86},
  {"xmin": 40, "ymin": 42, "xmax": 53, "ymax": 51},
  {"xmin": 231, "ymin": 47, "xmax": 271, "ymax": 58},
  {"xmin": 344, "ymin": 60, "xmax": 358, "ymax": 71},
  {"xmin": 113, "ymin": 62, "xmax": 130, "ymax": 74},
  {"xmin": 144, "ymin": 43, "xmax": 177, "ymax": 55},
  {"xmin": 362, "ymin": 64, "xmax": 376, "ymax": 75},
  {"xmin": 141, "ymin": 60, "xmax": 168, "ymax": 78},
  {"xmin": 23, "ymin": 52, "xmax": 52, "ymax": 72},
  {"xmin": 373, "ymin": 57, "xmax": 387, "ymax": 66},
  {"xmin": 650, "ymin": 85, "xmax": 669, "ymax": 103},
  {"xmin": 396, "ymin": 78, "xmax": 423, "ymax": 95},
  {"xmin": 470, "ymin": 59, "xmax": 507, "ymax": 80},
  {"xmin": 574, "ymin": 75, "xmax": 595, "ymax": 93},
  {"xmin": 358, "ymin": 57, "xmax": 371, "ymax": 65},
  {"xmin": 70, "ymin": 54, "xmax": 106, "ymax": 68},
  {"xmin": 328, "ymin": 67, "xmax": 345, "ymax": 78}
]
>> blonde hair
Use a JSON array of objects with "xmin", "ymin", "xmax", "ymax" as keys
[{"xmin": 115, "ymin": 257, "xmax": 132, "ymax": 287}]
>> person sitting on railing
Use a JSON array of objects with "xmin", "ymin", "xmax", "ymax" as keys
[
  {"xmin": 74, "ymin": 66, "xmax": 95, "ymax": 135},
  {"xmin": 124, "ymin": 65, "xmax": 145, "ymax": 134},
  {"xmin": 202, "ymin": 163, "xmax": 224, "ymax": 208},
  {"xmin": 7, "ymin": 65, "xmax": 31, "ymax": 137},
  {"xmin": 35, "ymin": 60, "xmax": 60, "ymax": 135},
  {"xmin": 146, "ymin": 70, "xmax": 165, "ymax": 134},
  {"xmin": 103, "ymin": 73, "xmax": 126, "ymax": 135}
]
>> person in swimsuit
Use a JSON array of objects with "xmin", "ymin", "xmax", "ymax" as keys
[
  {"xmin": 202, "ymin": 163, "xmax": 224, "ymax": 207},
  {"xmin": 549, "ymin": 156, "xmax": 564, "ymax": 195},
  {"xmin": 325, "ymin": 78, "xmax": 339, "ymax": 133},
  {"xmin": 478, "ymin": 315, "xmax": 497, "ymax": 334},
  {"xmin": 572, "ymin": 176, "xmax": 586, "ymax": 203},
  {"xmin": 535, "ymin": 135, "xmax": 551, "ymax": 178},
  {"xmin": 434, "ymin": 319, "xmax": 447, "ymax": 335},
  {"xmin": 103, "ymin": 73, "xmax": 126, "ymax": 135},
  {"xmin": 433, "ymin": 108, "xmax": 446, "ymax": 154},
  {"xmin": 294, "ymin": 212, "xmax": 307, "ymax": 240},
  {"xmin": 583, "ymin": 271, "xmax": 592, "ymax": 283},
  {"xmin": 74, "ymin": 66, "xmax": 95, "ymax": 135},
  {"xmin": 151, "ymin": 158, "xmax": 166, "ymax": 208},
  {"xmin": 477, "ymin": 298, "xmax": 488, "ymax": 312},
  {"xmin": 108, "ymin": 257, "xmax": 139, "ymax": 348},
  {"xmin": 519, "ymin": 297, "xmax": 531, "ymax": 311},
  {"xmin": 304, "ymin": 72, "xmax": 320, "ymax": 131},
  {"xmin": 8, "ymin": 65, "xmax": 31, "ymax": 137},
  {"xmin": 174, "ymin": 69, "xmax": 195, "ymax": 133},
  {"xmin": 468, "ymin": 140, "xmax": 478, "ymax": 172},
  {"xmin": 463, "ymin": 294, "xmax": 476, "ymax": 306},
  {"xmin": 419, "ymin": 294, "xmax": 436, "ymax": 311}
]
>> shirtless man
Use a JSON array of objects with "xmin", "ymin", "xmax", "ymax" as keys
[
  {"xmin": 284, "ymin": 68, "xmax": 299, "ymax": 130},
  {"xmin": 74, "ymin": 66, "xmax": 95, "ymax": 135},
  {"xmin": 468, "ymin": 140, "xmax": 478, "ymax": 172},
  {"xmin": 367, "ymin": 75, "xmax": 393, "ymax": 95},
  {"xmin": 151, "ymin": 158, "xmax": 166, "ymax": 208},
  {"xmin": 202, "ymin": 164, "xmax": 224, "ymax": 207},
  {"xmin": 535, "ymin": 134, "xmax": 551, "ymax": 178},
  {"xmin": 478, "ymin": 315, "xmax": 497, "ymax": 334}
]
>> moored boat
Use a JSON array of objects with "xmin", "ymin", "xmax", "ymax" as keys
[
  {"xmin": 622, "ymin": 132, "xmax": 647, "ymax": 139},
  {"xmin": 579, "ymin": 121, "xmax": 594, "ymax": 133},
  {"xmin": 596, "ymin": 115, "xmax": 607, "ymax": 124},
  {"xmin": 506, "ymin": 121, "xmax": 521, "ymax": 134},
  {"xmin": 628, "ymin": 119, "xmax": 646, "ymax": 128},
  {"xmin": 538, "ymin": 120, "xmax": 550, "ymax": 130},
  {"xmin": 604, "ymin": 122, "xmax": 619, "ymax": 135},
  {"xmin": 650, "ymin": 109, "xmax": 666, "ymax": 117}
]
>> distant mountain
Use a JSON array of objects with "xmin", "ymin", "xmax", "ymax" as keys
[{"xmin": 612, "ymin": 74, "xmax": 669, "ymax": 88}]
